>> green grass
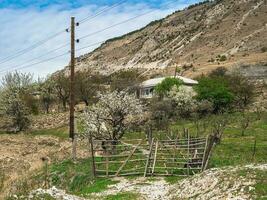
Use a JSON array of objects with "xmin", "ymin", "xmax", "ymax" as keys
[
  {"xmin": 154, "ymin": 112, "xmax": 267, "ymax": 168},
  {"xmin": 164, "ymin": 176, "xmax": 185, "ymax": 184},
  {"xmin": 48, "ymin": 159, "xmax": 119, "ymax": 196},
  {"xmin": 6, "ymin": 112, "xmax": 267, "ymax": 199},
  {"xmin": 104, "ymin": 192, "xmax": 140, "ymax": 200},
  {"xmin": 28, "ymin": 126, "xmax": 68, "ymax": 139},
  {"xmin": 252, "ymin": 169, "xmax": 267, "ymax": 199},
  {"xmin": 237, "ymin": 168, "xmax": 267, "ymax": 199},
  {"xmin": 80, "ymin": 179, "xmax": 118, "ymax": 195}
]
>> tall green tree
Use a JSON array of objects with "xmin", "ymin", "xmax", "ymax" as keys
[{"xmin": 195, "ymin": 77, "xmax": 234, "ymax": 113}]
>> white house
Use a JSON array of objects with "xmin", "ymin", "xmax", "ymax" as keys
[{"xmin": 139, "ymin": 76, "xmax": 198, "ymax": 99}]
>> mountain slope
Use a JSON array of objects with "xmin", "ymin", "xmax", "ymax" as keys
[{"xmin": 72, "ymin": 0, "xmax": 267, "ymax": 77}]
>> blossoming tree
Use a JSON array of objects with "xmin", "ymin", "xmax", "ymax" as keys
[
  {"xmin": 82, "ymin": 90, "xmax": 143, "ymax": 142},
  {"xmin": 168, "ymin": 85, "xmax": 197, "ymax": 117}
]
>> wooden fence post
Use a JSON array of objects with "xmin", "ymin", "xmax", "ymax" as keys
[
  {"xmin": 144, "ymin": 138, "xmax": 154, "ymax": 177},
  {"xmin": 187, "ymin": 132, "xmax": 190, "ymax": 176},
  {"xmin": 201, "ymin": 135, "xmax": 209, "ymax": 172},
  {"xmin": 152, "ymin": 140, "xmax": 159, "ymax": 175},
  {"xmin": 89, "ymin": 133, "xmax": 96, "ymax": 178},
  {"xmin": 252, "ymin": 137, "xmax": 257, "ymax": 160}
]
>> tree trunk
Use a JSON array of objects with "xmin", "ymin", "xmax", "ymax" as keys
[
  {"xmin": 63, "ymin": 100, "xmax": 67, "ymax": 111},
  {"xmin": 84, "ymin": 100, "xmax": 89, "ymax": 106}
]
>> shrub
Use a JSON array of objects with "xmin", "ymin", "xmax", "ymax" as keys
[
  {"xmin": 226, "ymin": 73, "xmax": 255, "ymax": 109},
  {"xmin": 261, "ymin": 47, "xmax": 267, "ymax": 53},
  {"xmin": 149, "ymin": 98, "xmax": 175, "ymax": 130},
  {"xmin": 168, "ymin": 85, "xmax": 197, "ymax": 118},
  {"xmin": 155, "ymin": 77, "xmax": 183, "ymax": 97},
  {"xmin": 195, "ymin": 100, "xmax": 214, "ymax": 116},
  {"xmin": 209, "ymin": 67, "xmax": 228, "ymax": 77},
  {"xmin": 219, "ymin": 55, "xmax": 227, "ymax": 62},
  {"xmin": 0, "ymin": 72, "xmax": 32, "ymax": 132},
  {"xmin": 194, "ymin": 77, "xmax": 234, "ymax": 113}
]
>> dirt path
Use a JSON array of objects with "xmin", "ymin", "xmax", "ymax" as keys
[{"xmin": 28, "ymin": 164, "xmax": 267, "ymax": 200}]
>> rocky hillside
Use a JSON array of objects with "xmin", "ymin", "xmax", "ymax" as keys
[
  {"xmin": 70, "ymin": 0, "xmax": 267, "ymax": 78},
  {"xmin": 27, "ymin": 164, "xmax": 267, "ymax": 199}
]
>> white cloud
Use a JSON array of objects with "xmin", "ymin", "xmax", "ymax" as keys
[{"xmin": 0, "ymin": 2, "xmax": 190, "ymax": 79}]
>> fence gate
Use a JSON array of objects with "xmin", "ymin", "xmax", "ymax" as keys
[{"xmin": 90, "ymin": 137, "xmax": 210, "ymax": 177}]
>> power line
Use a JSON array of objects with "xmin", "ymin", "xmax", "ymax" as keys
[
  {"xmin": 0, "ymin": 43, "xmax": 69, "ymax": 72},
  {"xmin": 0, "ymin": 0, "xmax": 178, "ymax": 75},
  {"xmin": 78, "ymin": 0, "xmax": 128, "ymax": 25},
  {"xmin": 0, "ymin": 40, "xmax": 105, "ymax": 75},
  {"xmin": 0, "ymin": 30, "xmax": 66, "ymax": 65},
  {"xmin": 0, "ymin": 52, "xmax": 70, "ymax": 74},
  {"xmin": 0, "ymin": 1, "xmax": 128, "ymax": 66},
  {"xmin": 78, "ymin": 0, "xmax": 178, "ymax": 41},
  {"xmin": 76, "ymin": 41, "xmax": 106, "ymax": 51}
]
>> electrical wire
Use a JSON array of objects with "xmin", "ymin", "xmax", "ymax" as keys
[
  {"xmin": 78, "ymin": 0, "xmax": 128, "ymax": 25},
  {"xmin": 0, "ymin": 0, "xmax": 178, "ymax": 74},
  {"xmin": 0, "ymin": 40, "xmax": 105, "ymax": 74},
  {"xmin": 78, "ymin": 0, "xmax": 178, "ymax": 41},
  {"xmin": 0, "ymin": 52, "xmax": 70, "ymax": 74},
  {"xmin": 0, "ymin": 43, "xmax": 70, "ymax": 72},
  {"xmin": 0, "ymin": 30, "xmax": 66, "ymax": 65},
  {"xmin": 0, "ymin": 0, "xmax": 128, "ymax": 66}
]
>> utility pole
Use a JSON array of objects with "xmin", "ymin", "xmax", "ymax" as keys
[{"xmin": 69, "ymin": 17, "xmax": 75, "ymax": 141}]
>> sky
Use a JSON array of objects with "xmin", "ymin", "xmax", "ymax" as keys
[{"xmin": 0, "ymin": 0, "xmax": 202, "ymax": 79}]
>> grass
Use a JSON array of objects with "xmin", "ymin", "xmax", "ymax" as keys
[
  {"xmin": 149, "ymin": 112, "xmax": 267, "ymax": 168},
  {"xmin": 105, "ymin": 192, "xmax": 140, "ymax": 200},
  {"xmin": 238, "ymin": 168, "xmax": 267, "ymax": 199},
  {"xmin": 164, "ymin": 176, "xmax": 185, "ymax": 184},
  {"xmin": 6, "ymin": 112, "xmax": 267, "ymax": 198},
  {"xmin": 251, "ymin": 170, "xmax": 267, "ymax": 199},
  {"xmin": 28, "ymin": 126, "xmax": 68, "ymax": 139},
  {"xmin": 48, "ymin": 159, "xmax": 119, "ymax": 196}
]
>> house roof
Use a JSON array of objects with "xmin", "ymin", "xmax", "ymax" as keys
[{"xmin": 141, "ymin": 76, "xmax": 198, "ymax": 88}]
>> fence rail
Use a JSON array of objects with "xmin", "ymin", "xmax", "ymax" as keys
[{"xmin": 89, "ymin": 135, "xmax": 214, "ymax": 177}]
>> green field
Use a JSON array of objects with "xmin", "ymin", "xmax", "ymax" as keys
[{"xmin": 4, "ymin": 112, "xmax": 267, "ymax": 199}]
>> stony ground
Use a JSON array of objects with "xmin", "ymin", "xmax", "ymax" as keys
[{"xmin": 28, "ymin": 164, "xmax": 267, "ymax": 200}]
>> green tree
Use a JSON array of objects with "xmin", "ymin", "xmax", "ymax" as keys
[
  {"xmin": 149, "ymin": 98, "xmax": 175, "ymax": 130},
  {"xmin": 53, "ymin": 73, "xmax": 70, "ymax": 111},
  {"xmin": 155, "ymin": 77, "xmax": 183, "ymax": 97},
  {"xmin": 75, "ymin": 71, "xmax": 107, "ymax": 106},
  {"xmin": 226, "ymin": 73, "xmax": 255, "ymax": 110},
  {"xmin": 39, "ymin": 77, "xmax": 55, "ymax": 113},
  {"xmin": 209, "ymin": 67, "xmax": 254, "ymax": 110},
  {"xmin": 195, "ymin": 77, "xmax": 234, "ymax": 113}
]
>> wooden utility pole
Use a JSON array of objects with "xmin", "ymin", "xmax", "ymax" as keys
[{"xmin": 69, "ymin": 17, "xmax": 75, "ymax": 141}]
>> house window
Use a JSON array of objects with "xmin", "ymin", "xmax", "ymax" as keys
[{"xmin": 145, "ymin": 89, "xmax": 150, "ymax": 95}]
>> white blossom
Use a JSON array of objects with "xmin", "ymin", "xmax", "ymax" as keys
[
  {"xmin": 168, "ymin": 85, "xmax": 197, "ymax": 116},
  {"xmin": 82, "ymin": 90, "xmax": 143, "ymax": 140}
]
